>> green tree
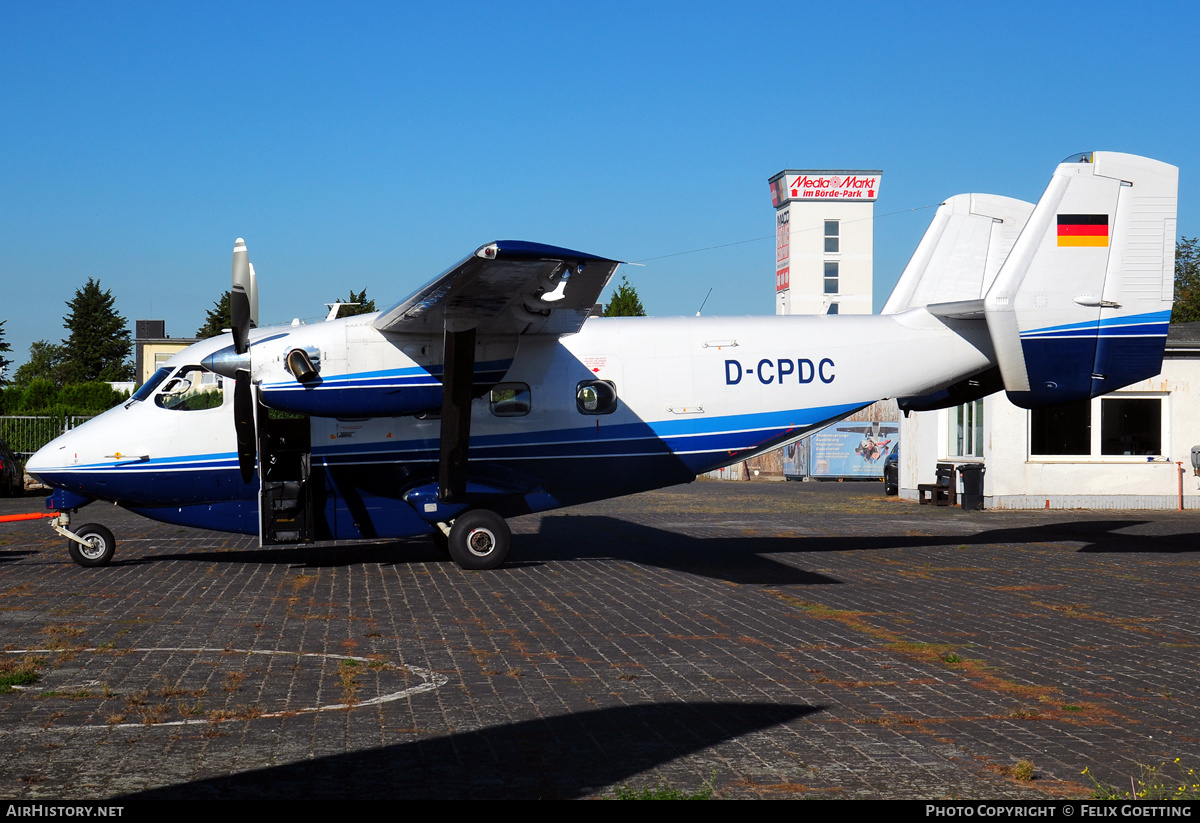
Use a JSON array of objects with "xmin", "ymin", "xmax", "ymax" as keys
[
  {"xmin": 602, "ymin": 275, "xmax": 646, "ymax": 317},
  {"xmin": 12, "ymin": 340, "xmax": 65, "ymax": 388},
  {"xmin": 196, "ymin": 291, "xmax": 232, "ymax": 339},
  {"xmin": 0, "ymin": 320, "xmax": 11, "ymax": 385},
  {"xmin": 58, "ymin": 279, "xmax": 132, "ymax": 383},
  {"xmin": 1172, "ymin": 236, "xmax": 1200, "ymax": 323},
  {"xmin": 329, "ymin": 288, "xmax": 376, "ymax": 318}
]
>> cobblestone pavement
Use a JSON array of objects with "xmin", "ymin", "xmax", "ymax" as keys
[{"xmin": 0, "ymin": 480, "xmax": 1197, "ymax": 799}]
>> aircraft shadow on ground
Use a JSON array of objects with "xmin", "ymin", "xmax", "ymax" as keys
[
  {"xmin": 517, "ymin": 515, "xmax": 1200, "ymax": 569},
  {"xmin": 139, "ymin": 515, "xmax": 1200, "ymax": 584},
  {"xmin": 117, "ymin": 701, "xmax": 817, "ymax": 800}
]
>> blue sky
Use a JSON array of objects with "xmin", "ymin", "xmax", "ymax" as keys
[{"xmin": 2, "ymin": 1, "xmax": 1197, "ymax": 371}]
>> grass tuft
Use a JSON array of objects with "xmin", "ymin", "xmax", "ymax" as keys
[
  {"xmin": 0, "ymin": 657, "xmax": 42, "ymax": 693},
  {"xmin": 612, "ymin": 776, "xmax": 715, "ymax": 800}
]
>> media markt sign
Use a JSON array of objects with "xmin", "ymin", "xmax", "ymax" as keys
[
  {"xmin": 788, "ymin": 172, "xmax": 881, "ymax": 201},
  {"xmin": 770, "ymin": 169, "xmax": 883, "ymax": 205}
]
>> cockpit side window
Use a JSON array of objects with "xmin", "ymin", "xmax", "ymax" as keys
[
  {"xmin": 132, "ymin": 368, "xmax": 172, "ymax": 402},
  {"xmin": 155, "ymin": 366, "xmax": 225, "ymax": 411}
]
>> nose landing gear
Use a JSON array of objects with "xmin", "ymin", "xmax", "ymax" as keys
[{"xmin": 50, "ymin": 513, "xmax": 116, "ymax": 567}]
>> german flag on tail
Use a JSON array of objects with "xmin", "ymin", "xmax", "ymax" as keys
[{"xmin": 1057, "ymin": 214, "xmax": 1109, "ymax": 247}]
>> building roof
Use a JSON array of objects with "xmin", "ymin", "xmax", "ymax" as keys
[{"xmin": 1165, "ymin": 322, "xmax": 1200, "ymax": 353}]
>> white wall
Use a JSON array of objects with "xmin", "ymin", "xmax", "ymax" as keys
[
  {"xmin": 899, "ymin": 354, "xmax": 1200, "ymax": 509},
  {"xmin": 778, "ymin": 199, "xmax": 874, "ymax": 317}
]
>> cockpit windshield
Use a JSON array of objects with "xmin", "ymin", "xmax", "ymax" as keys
[
  {"xmin": 155, "ymin": 366, "xmax": 225, "ymax": 411},
  {"xmin": 131, "ymin": 367, "xmax": 172, "ymax": 402}
]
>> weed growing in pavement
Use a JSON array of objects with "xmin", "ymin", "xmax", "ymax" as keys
[
  {"xmin": 1084, "ymin": 760, "xmax": 1200, "ymax": 800},
  {"xmin": 1012, "ymin": 760, "xmax": 1035, "ymax": 781},
  {"xmin": 612, "ymin": 775, "xmax": 715, "ymax": 800},
  {"xmin": 338, "ymin": 659, "xmax": 361, "ymax": 704},
  {"xmin": 0, "ymin": 656, "xmax": 42, "ymax": 693}
]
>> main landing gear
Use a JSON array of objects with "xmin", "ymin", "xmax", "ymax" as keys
[
  {"xmin": 50, "ymin": 513, "xmax": 116, "ymax": 568},
  {"xmin": 436, "ymin": 510, "xmax": 511, "ymax": 571}
]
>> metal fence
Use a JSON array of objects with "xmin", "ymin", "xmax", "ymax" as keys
[{"xmin": 0, "ymin": 415, "xmax": 94, "ymax": 462}]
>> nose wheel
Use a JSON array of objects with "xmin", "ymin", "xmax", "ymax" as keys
[
  {"xmin": 446, "ymin": 510, "xmax": 511, "ymax": 570},
  {"xmin": 49, "ymin": 514, "xmax": 117, "ymax": 567},
  {"xmin": 68, "ymin": 524, "xmax": 116, "ymax": 567}
]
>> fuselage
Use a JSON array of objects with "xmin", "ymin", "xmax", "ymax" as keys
[{"xmin": 27, "ymin": 309, "xmax": 992, "ymax": 541}]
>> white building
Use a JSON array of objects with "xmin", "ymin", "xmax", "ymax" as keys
[
  {"xmin": 898, "ymin": 324, "xmax": 1200, "ymax": 509},
  {"xmin": 769, "ymin": 169, "xmax": 882, "ymax": 316}
]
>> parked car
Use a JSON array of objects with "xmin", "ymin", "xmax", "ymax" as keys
[
  {"xmin": 0, "ymin": 439, "xmax": 23, "ymax": 496},
  {"xmin": 883, "ymin": 445, "xmax": 899, "ymax": 496}
]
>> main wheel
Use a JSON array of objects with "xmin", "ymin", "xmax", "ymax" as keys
[
  {"xmin": 68, "ymin": 524, "xmax": 115, "ymax": 568},
  {"xmin": 447, "ymin": 510, "xmax": 511, "ymax": 570}
]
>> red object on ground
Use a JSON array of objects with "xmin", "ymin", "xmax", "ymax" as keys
[{"xmin": 0, "ymin": 512, "xmax": 57, "ymax": 523}]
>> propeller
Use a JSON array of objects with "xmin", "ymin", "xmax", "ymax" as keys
[{"xmin": 230, "ymin": 239, "xmax": 258, "ymax": 483}]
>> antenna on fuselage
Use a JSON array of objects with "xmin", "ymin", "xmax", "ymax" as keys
[
  {"xmin": 325, "ymin": 302, "xmax": 360, "ymax": 321},
  {"xmin": 696, "ymin": 288, "xmax": 713, "ymax": 316}
]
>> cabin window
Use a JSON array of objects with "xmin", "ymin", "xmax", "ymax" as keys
[
  {"xmin": 155, "ymin": 366, "xmax": 225, "ymax": 411},
  {"xmin": 824, "ymin": 220, "xmax": 839, "ymax": 253},
  {"xmin": 824, "ymin": 262, "xmax": 839, "ymax": 294},
  {"xmin": 576, "ymin": 380, "xmax": 618, "ymax": 415},
  {"xmin": 1029, "ymin": 394, "xmax": 1165, "ymax": 459},
  {"xmin": 490, "ymin": 383, "xmax": 531, "ymax": 417}
]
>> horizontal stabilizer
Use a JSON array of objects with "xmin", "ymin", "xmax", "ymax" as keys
[
  {"xmin": 926, "ymin": 299, "xmax": 986, "ymax": 320},
  {"xmin": 883, "ymin": 194, "xmax": 1033, "ymax": 314}
]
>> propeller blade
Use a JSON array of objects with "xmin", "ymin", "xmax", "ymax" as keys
[
  {"xmin": 248, "ymin": 262, "xmax": 259, "ymax": 329},
  {"xmin": 233, "ymin": 371, "xmax": 256, "ymax": 483},
  {"xmin": 231, "ymin": 238, "xmax": 252, "ymax": 355}
]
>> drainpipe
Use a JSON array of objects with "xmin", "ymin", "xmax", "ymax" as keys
[{"xmin": 1178, "ymin": 461, "xmax": 1185, "ymax": 511}]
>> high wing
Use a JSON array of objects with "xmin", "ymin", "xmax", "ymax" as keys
[{"xmin": 374, "ymin": 240, "xmax": 622, "ymax": 336}]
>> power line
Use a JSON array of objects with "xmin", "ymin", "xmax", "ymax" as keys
[{"xmin": 629, "ymin": 203, "xmax": 940, "ymax": 264}]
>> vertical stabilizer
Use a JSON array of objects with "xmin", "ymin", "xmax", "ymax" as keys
[{"xmin": 982, "ymin": 152, "xmax": 1178, "ymax": 409}]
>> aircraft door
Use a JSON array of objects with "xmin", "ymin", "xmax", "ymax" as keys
[{"xmin": 259, "ymin": 411, "xmax": 314, "ymax": 544}]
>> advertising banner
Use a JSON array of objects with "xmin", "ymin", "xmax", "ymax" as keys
[{"xmin": 807, "ymin": 425, "xmax": 896, "ymax": 479}]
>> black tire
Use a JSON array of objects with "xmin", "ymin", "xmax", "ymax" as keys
[
  {"xmin": 68, "ymin": 524, "xmax": 115, "ymax": 568},
  {"xmin": 447, "ymin": 510, "xmax": 511, "ymax": 570}
]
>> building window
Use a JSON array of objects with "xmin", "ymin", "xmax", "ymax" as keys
[
  {"xmin": 1101, "ymin": 397, "xmax": 1162, "ymax": 455},
  {"xmin": 948, "ymin": 399, "xmax": 984, "ymax": 457},
  {"xmin": 826, "ymin": 303, "xmax": 839, "ymax": 315},
  {"xmin": 1030, "ymin": 399, "xmax": 1090, "ymax": 456},
  {"xmin": 824, "ymin": 261, "xmax": 839, "ymax": 294},
  {"xmin": 824, "ymin": 220, "xmax": 839, "ymax": 253},
  {"xmin": 1029, "ymin": 394, "xmax": 1164, "ymax": 459}
]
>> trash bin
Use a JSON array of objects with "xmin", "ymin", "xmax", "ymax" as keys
[{"xmin": 958, "ymin": 463, "xmax": 985, "ymax": 510}]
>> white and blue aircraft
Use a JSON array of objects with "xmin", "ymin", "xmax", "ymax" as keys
[{"xmin": 26, "ymin": 152, "xmax": 1179, "ymax": 570}]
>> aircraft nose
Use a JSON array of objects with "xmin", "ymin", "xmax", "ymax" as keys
[{"xmin": 25, "ymin": 432, "xmax": 70, "ymax": 483}]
